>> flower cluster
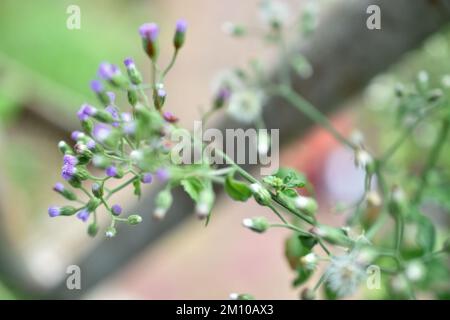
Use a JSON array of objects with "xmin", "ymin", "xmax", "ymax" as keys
[{"xmin": 49, "ymin": 20, "xmax": 190, "ymax": 238}]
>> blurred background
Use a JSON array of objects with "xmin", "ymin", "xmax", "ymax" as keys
[{"xmin": 0, "ymin": 0, "xmax": 449, "ymax": 299}]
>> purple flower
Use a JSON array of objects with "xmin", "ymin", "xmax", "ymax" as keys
[
  {"xmin": 76, "ymin": 209, "xmax": 90, "ymax": 222},
  {"xmin": 163, "ymin": 111, "xmax": 178, "ymax": 123},
  {"xmin": 111, "ymin": 204, "xmax": 122, "ymax": 216},
  {"xmin": 107, "ymin": 91, "xmax": 116, "ymax": 104},
  {"xmin": 86, "ymin": 139, "xmax": 96, "ymax": 150},
  {"xmin": 217, "ymin": 87, "xmax": 231, "ymax": 101},
  {"xmin": 106, "ymin": 166, "xmax": 118, "ymax": 177},
  {"xmin": 98, "ymin": 62, "xmax": 120, "ymax": 80},
  {"xmin": 48, "ymin": 206, "xmax": 61, "ymax": 217},
  {"xmin": 71, "ymin": 130, "xmax": 84, "ymax": 141},
  {"xmin": 77, "ymin": 104, "xmax": 97, "ymax": 121},
  {"xmin": 61, "ymin": 164, "xmax": 76, "ymax": 181},
  {"xmin": 155, "ymin": 168, "xmax": 170, "ymax": 182},
  {"xmin": 176, "ymin": 19, "xmax": 188, "ymax": 33},
  {"xmin": 90, "ymin": 80, "xmax": 103, "ymax": 93},
  {"xmin": 124, "ymin": 57, "xmax": 135, "ymax": 69},
  {"xmin": 123, "ymin": 121, "xmax": 136, "ymax": 135},
  {"xmin": 63, "ymin": 154, "xmax": 78, "ymax": 166},
  {"xmin": 139, "ymin": 23, "xmax": 159, "ymax": 41},
  {"xmin": 53, "ymin": 182, "xmax": 65, "ymax": 193},
  {"xmin": 157, "ymin": 88, "xmax": 167, "ymax": 98},
  {"xmin": 121, "ymin": 112, "xmax": 132, "ymax": 122},
  {"xmin": 93, "ymin": 124, "xmax": 111, "ymax": 142},
  {"xmin": 141, "ymin": 173, "xmax": 153, "ymax": 184}
]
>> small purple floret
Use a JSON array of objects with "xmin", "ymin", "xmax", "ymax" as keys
[
  {"xmin": 124, "ymin": 57, "xmax": 135, "ymax": 69},
  {"xmin": 63, "ymin": 154, "xmax": 78, "ymax": 166},
  {"xmin": 176, "ymin": 19, "xmax": 188, "ymax": 33},
  {"xmin": 53, "ymin": 182, "xmax": 65, "ymax": 193},
  {"xmin": 98, "ymin": 62, "xmax": 120, "ymax": 80},
  {"xmin": 106, "ymin": 166, "xmax": 118, "ymax": 177},
  {"xmin": 61, "ymin": 164, "xmax": 76, "ymax": 181},
  {"xmin": 76, "ymin": 209, "xmax": 90, "ymax": 222},
  {"xmin": 139, "ymin": 23, "xmax": 159, "ymax": 41},
  {"xmin": 111, "ymin": 204, "xmax": 122, "ymax": 216},
  {"xmin": 71, "ymin": 131, "xmax": 84, "ymax": 141},
  {"xmin": 90, "ymin": 80, "xmax": 103, "ymax": 93},
  {"xmin": 155, "ymin": 168, "xmax": 170, "ymax": 182},
  {"xmin": 48, "ymin": 206, "xmax": 61, "ymax": 217},
  {"xmin": 141, "ymin": 173, "xmax": 153, "ymax": 184},
  {"xmin": 93, "ymin": 124, "xmax": 111, "ymax": 142},
  {"xmin": 86, "ymin": 139, "xmax": 96, "ymax": 150}
]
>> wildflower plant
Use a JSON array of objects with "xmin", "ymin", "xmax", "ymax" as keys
[{"xmin": 49, "ymin": 0, "xmax": 449, "ymax": 299}]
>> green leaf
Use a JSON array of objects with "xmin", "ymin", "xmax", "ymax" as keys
[
  {"xmin": 415, "ymin": 214, "xmax": 436, "ymax": 254},
  {"xmin": 224, "ymin": 174, "xmax": 252, "ymax": 202},
  {"xmin": 274, "ymin": 168, "xmax": 306, "ymax": 188},
  {"xmin": 180, "ymin": 177, "xmax": 204, "ymax": 202}
]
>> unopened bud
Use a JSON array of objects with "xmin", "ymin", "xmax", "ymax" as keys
[
  {"xmin": 294, "ymin": 196, "xmax": 318, "ymax": 216},
  {"xmin": 127, "ymin": 214, "xmax": 143, "ymax": 225},
  {"xmin": 242, "ymin": 216, "xmax": 270, "ymax": 233},
  {"xmin": 250, "ymin": 183, "xmax": 272, "ymax": 206}
]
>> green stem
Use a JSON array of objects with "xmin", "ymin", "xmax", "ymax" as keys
[
  {"xmin": 268, "ymin": 204, "xmax": 288, "ymax": 224},
  {"xmin": 277, "ymin": 87, "xmax": 357, "ymax": 150},
  {"xmin": 413, "ymin": 118, "xmax": 449, "ymax": 204},
  {"xmin": 161, "ymin": 49, "xmax": 179, "ymax": 80},
  {"xmin": 270, "ymin": 223, "xmax": 313, "ymax": 237},
  {"xmin": 106, "ymin": 175, "xmax": 139, "ymax": 200}
]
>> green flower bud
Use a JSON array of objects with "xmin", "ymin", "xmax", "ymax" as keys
[
  {"xmin": 154, "ymin": 189, "xmax": 173, "ymax": 220},
  {"xmin": 105, "ymin": 226, "xmax": 117, "ymax": 238},
  {"xmin": 74, "ymin": 166, "xmax": 90, "ymax": 181},
  {"xmin": 93, "ymin": 110, "xmax": 115, "ymax": 123},
  {"xmin": 68, "ymin": 176, "xmax": 82, "ymax": 188},
  {"xmin": 250, "ymin": 183, "xmax": 272, "ymax": 206},
  {"xmin": 53, "ymin": 183, "xmax": 77, "ymax": 201},
  {"xmin": 88, "ymin": 223, "xmax": 99, "ymax": 237},
  {"xmin": 229, "ymin": 293, "xmax": 254, "ymax": 300},
  {"xmin": 388, "ymin": 185, "xmax": 408, "ymax": 217},
  {"xmin": 310, "ymin": 225, "xmax": 353, "ymax": 247},
  {"xmin": 81, "ymin": 118, "xmax": 94, "ymax": 134},
  {"xmin": 300, "ymin": 288, "xmax": 316, "ymax": 300},
  {"xmin": 60, "ymin": 206, "xmax": 77, "ymax": 216},
  {"xmin": 127, "ymin": 214, "xmax": 143, "ymax": 225},
  {"xmin": 74, "ymin": 143, "xmax": 93, "ymax": 165},
  {"xmin": 86, "ymin": 198, "xmax": 101, "ymax": 212},
  {"xmin": 195, "ymin": 189, "xmax": 215, "ymax": 220},
  {"xmin": 127, "ymin": 89, "xmax": 138, "ymax": 107},
  {"xmin": 91, "ymin": 183, "xmax": 103, "ymax": 198},
  {"xmin": 92, "ymin": 154, "xmax": 112, "ymax": 169},
  {"xmin": 294, "ymin": 196, "xmax": 318, "ymax": 216},
  {"xmin": 242, "ymin": 216, "xmax": 270, "ymax": 233},
  {"xmin": 58, "ymin": 141, "xmax": 74, "ymax": 155}
]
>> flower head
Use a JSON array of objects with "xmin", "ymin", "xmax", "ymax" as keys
[
  {"xmin": 77, "ymin": 104, "xmax": 97, "ymax": 121},
  {"xmin": 93, "ymin": 124, "xmax": 111, "ymax": 142},
  {"xmin": 325, "ymin": 252, "xmax": 367, "ymax": 298},
  {"xmin": 48, "ymin": 206, "xmax": 61, "ymax": 217},
  {"xmin": 139, "ymin": 23, "xmax": 159, "ymax": 41},
  {"xmin": 124, "ymin": 57, "xmax": 135, "ymax": 69},
  {"xmin": 155, "ymin": 167, "xmax": 170, "ymax": 182},
  {"xmin": 71, "ymin": 130, "xmax": 84, "ymax": 141},
  {"xmin": 176, "ymin": 19, "xmax": 188, "ymax": 33},
  {"xmin": 227, "ymin": 90, "xmax": 264, "ymax": 124},
  {"xmin": 53, "ymin": 182, "xmax": 65, "ymax": 193},
  {"xmin": 90, "ymin": 80, "xmax": 103, "ymax": 93},
  {"xmin": 98, "ymin": 62, "xmax": 120, "ymax": 80},
  {"xmin": 141, "ymin": 173, "xmax": 153, "ymax": 184},
  {"xmin": 163, "ymin": 111, "xmax": 178, "ymax": 123},
  {"xmin": 111, "ymin": 204, "xmax": 122, "ymax": 216},
  {"xmin": 61, "ymin": 164, "xmax": 77, "ymax": 181},
  {"xmin": 63, "ymin": 154, "xmax": 78, "ymax": 166},
  {"xmin": 76, "ymin": 208, "xmax": 90, "ymax": 222},
  {"xmin": 106, "ymin": 166, "xmax": 118, "ymax": 177}
]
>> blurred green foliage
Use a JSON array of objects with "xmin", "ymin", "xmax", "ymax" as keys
[{"xmin": 0, "ymin": 0, "xmax": 158, "ymax": 123}]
